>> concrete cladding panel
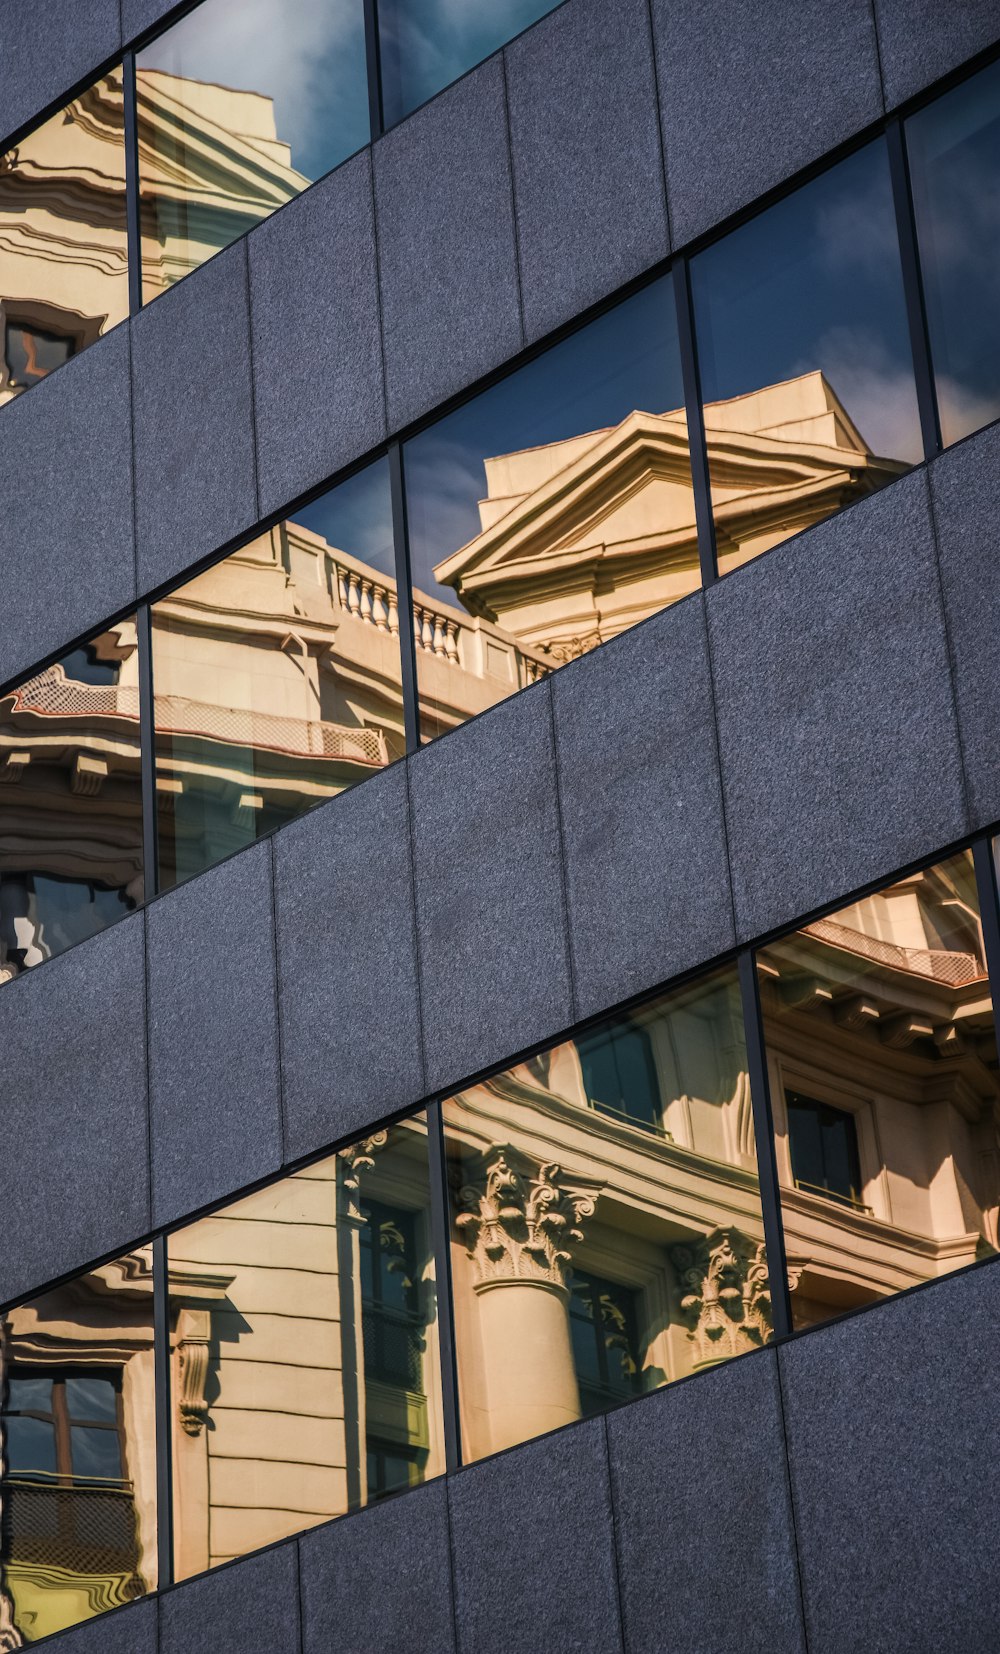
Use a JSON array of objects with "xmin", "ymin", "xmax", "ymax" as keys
[
  {"xmin": 249, "ymin": 151, "xmax": 387, "ymax": 522},
  {"xmin": 0, "ymin": 0, "xmax": 121, "ymax": 143},
  {"xmin": 0, "ymin": 325, "xmax": 134, "ymax": 690},
  {"xmin": 373, "ymin": 57, "xmax": 523, "ymax": 433},
  {"xmin": 505, "ymin": 0, "xmax": 668, "ymax": 343},
  {"xmin": 159, "ymin": 1542, "xmax": 300, "ymax": 1654},
  {"xmin": 780, "ymin": 1259, "xmax": 1000, "ymax": 1653},
  {"xmin": 707, "ymin": 471, "xmax": 968, "ymax": 942},
  {"xmin": 0, "ymin": 914, "xmax": 148, "ymax": 1305},
  {"xmin": 146, "ymin": 841, "xmax": 283, "ymax": 1229},
  {"xmin": 299, "ymin": 1481, "xmax": 455, "ymax": 1654},
  {"xmin": 552, "ymin": 594, "xmax": 734, "ymax": 1020},
  {"xmin": 43, "ymin": 1598, "xmax": 157, "ymax": 1654},
  {"xmin": 874, "ymin": 0, "xmax": 1000, "ymax": 108},
  {"xmin": 408, "ymin": 681, "xmax": 574, "ymax": 1095},
  {"xmin": 650, "ymin": 0, "xmax": 883, "ymax": 245},
  {"xmin": 449, "ymin": 1420, "xmax": 623, "ymax": 1654},
  {"xmin": 608, "ymin": 1350, "xmax": 805, "ymax": 1654}
]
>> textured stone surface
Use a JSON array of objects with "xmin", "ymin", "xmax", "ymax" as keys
[
  {"xmin": 374, "ymin": 58, "xmax": 522, "ymax": 433},
  {"xmin": 132, "ymin": 240, "xmax": 257, "ymax": 596},
  {"xmin": 273, "ymin": 763, "xmax": 423, "ymax": 1159},
  {"xmin": 781, "ymin": 1259, "xmax": 1000, "ymax": 1653},
  {"xmin": 553, "ymin": 595, "xmax": 734, "ymax": 1019},
  {"xmin": 147, "ymin": 841, "xmax": 282, "ymax": 1228},
  {"xmin": 161, "ymin": 1542, "xmax": 299, "ymax": 1653},
  {"xmin": 249, "ymin": 152, "xmax": 386, "ymax": 520},
  {"xmin": 0, "ymin": 325, "xmax": 134, "ymax": 689},
  {"xmin": 0, "ymin": 915, "xmax": 148, "ymax": 1304},
  {"xmin": 43, "ymin": 1598, "xmax": 157, "ymax": 1654},
  {"xmin": 609, "ymin": 1353, "xmax": 805, "ymax": 1654},
  {"xmin": 450, "ymin": 1421, "xmax": 622, "ymax": 1654},
  {"xmin": 929, "ymin": 421, "xmax": 1000, "ymax": 830},
  {"xmin": 506, "ymin": 0, "xmax": 668, "ymax": 342},
  {"xmin": 300, "ymin": 1482, "xmax": 455, "ymax": 1653},
  {"xmin": 0, "ymin": 0, "xmax": 121, "ymax": 141},
  {"xmin": 874, "ymin": 0, "xmax": 1000, "ymax": 108},
  {"xmin": 652, "ymin": 0, "xmax": 883, "ymax": 245},
  {"xmin": 707, "ymin": 473, "xmax": 968, "ymax": 941},
  {"xmin": 409, "ymin": 682, "xmax": 573, "ymax": 1094}
]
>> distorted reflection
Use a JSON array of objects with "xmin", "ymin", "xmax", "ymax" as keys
[
  {"xmin": 692, "ymin": 140, "xmax": 921, "ymax": 573},
  {"xmin": 136, "ymin": 0, "xmax": 369, "ymax": 301},
  {"xmin": 0, "ymin": 624, "xmax": 144, "ymax": 982},
  {"xmin": 0, "ymin": 1249, "xmax": 157, "ymax": 1646},
  {"xmin": 443, "ymin": 966, "xmax": 770, "ymax": 1462},
  {"xmin": 758, "ymin": 849, "xmax": 1000, "ymax": 1332},
  {"xmin": 0, "ymin": 73, "xmax": 128, "ymax": 404},
  {"xmin": 378, "ymin": 0, "xmax": 557, "ymax": 127},
  {"xmin": 404, "ymin": 276, "xmax": 698, "ymax": 742},
  {"xmin": 150, "ymin": 460, "xmax": 401, "ymax": 890},
  {"xmin": 907, "ymin": 55, "xmax": 1000, "ymax": 446},
  {"xmin": 168, "ymin": 1117, "xmax": 442, "ymax": 1578}
]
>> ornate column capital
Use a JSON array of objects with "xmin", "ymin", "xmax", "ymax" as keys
[
  {"xmin": 671, "ymin": 1227, "xmax": 772, "ymax": 1364},
  {"xmin": 456, "ymin": 1146, "xmax": 598, "ymax": 1292},
  {"xmin": 339, "ymin": 1131, "xmax": 389, "ymax": 1223}
]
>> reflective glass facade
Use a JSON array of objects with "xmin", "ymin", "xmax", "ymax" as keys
[{"xmin": 378, "ymin": 0, "xmax": 559, "ymax": 128}]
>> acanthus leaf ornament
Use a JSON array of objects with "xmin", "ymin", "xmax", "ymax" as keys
[
  {"xmin": 456, "ymin": 1147, "xmax": 597, "ymax": 1291},
  {"xmin": 671, "ymin": 1227, "xmax": 773, "ymax": 1364}
]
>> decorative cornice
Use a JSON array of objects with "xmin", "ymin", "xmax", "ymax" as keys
[
  {"xmin": 456, "ymin": 1147, "xmax": 597, "ymax": 1291},
  {"xmin": 671, "ymin": 1227, "xmax": 772, "ymax": 1364}
]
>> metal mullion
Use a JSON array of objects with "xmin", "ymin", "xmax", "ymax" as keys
[
  {"xmin": 136, "ymin": 604, "xmax": 160, "ymax": 902},
  {"xmin": 122, "ymin": 53, "xmax": 143, "ymax": 317},
  {"xmin": 672, "ymin": 254, "xmax": 718, "ymax": 589},
  {"xmin": 972, "ymin": 836, "xmax": 1000, "ymax": 1061},
  {"xmin": 738, "ymin": 951, "xmax": 794, "ymax": 1342},
  {"xmin": 389, "ymin": 442, "xmax": 421, "ymax": 754},
  {"xmin": 426, "ymin": 1100, "xmax": 462, "ymax": 1473},
  {"xmin": 886, "ymin": 118, "xmax": 942, "ymax": 463},
  {"xmin": 363, "ymin": 0, "xmax": 385, "ymax": 141},
  {"xmin": 152, "ymin": 1233, "xmax": 174, "ymax": 1592}
]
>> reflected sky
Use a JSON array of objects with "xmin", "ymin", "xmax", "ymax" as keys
[
  {"xmin": 379, "ymin": 0, "xmax": 558, "ymax": 126},
  {"xmin": 404, "ymin": 275, "xmax": 683, "ymax": 605},
  {"xmin": 294, "ymin": 456, "xmax": 395, "ymax": 579},
  {"xmin": 692, "ymin": 139, "xmax": 922, "ymax": 464}
]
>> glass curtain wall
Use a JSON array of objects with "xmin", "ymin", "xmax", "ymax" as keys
[{"xmin": 377, "ymin": 0, "xmax": 559, "ymax": 127}]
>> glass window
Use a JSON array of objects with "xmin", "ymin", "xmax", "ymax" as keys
[
  {"xmin": 0, "ymin": 73, "xmax": 128, "ymax": 405},
  {"xmin": 168, "ymin": 1115, "xmax": 442, "ymax": 1579},
  {"xmin": 0, "ymin": 622, "xmax": 144, "ymax": 984},
  {"xmin": 907, "ymin": 56, "xmax": 1000, "ymax": 446},
  {"xmin": 691, "ymin": 140, "xmax": 921, "ymax": 576},
  {"xmin": 150, "ymin": 458, "xmax": 401, "ymax": 890},
  {"xmin": 378, "ymin": 0, "xmax": 558, "ymax": 128},
  {"xmin": 136, "ymin": 0, "xmax": 369, "ymax": 302},
  {"xmin": 0, "ymin": 1248, "xmax": 157, "ymax": 1643},
  {"xmin": 442, "ymin": 963, "xmax": 770, "ymax": 1462},
  {"xmin": 403, "ymin": 276, "xmax": 696, "ymax": 743},
  {"xmin": 757, "ymin": 847, "xmax": 1000, "ymax": 1333}
]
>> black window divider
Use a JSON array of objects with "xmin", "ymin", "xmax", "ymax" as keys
[
  {"xmin": 122, "ymin": 52, "xmax": 143, "ymax": 319},
  {"xmin": 886, "ymin": 116, "xmax": 943, "ymax": 463},
  {"xmin": 738, "ymin": 950, "xmax": 794, "ymax": 1341},
  {"xmin": 152, "ymin": 1232, "xmax": 175, "ymax": 1592},
  {"xmin": 389, "ymin": 440, "xmax": 422, "ymax": 755},
  {"xmin": 672, "ymin": 254, "xmax": 718, "ymax": 589},
  {"xmin": 426, "ymin": 1100, "xmax": 463, "ymax": 1472},
  {"xmin": 136, "ymin": 603, "xmax": 160, "ymax": 903}
]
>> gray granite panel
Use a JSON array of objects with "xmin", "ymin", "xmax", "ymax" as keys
[
  {"xmin": 300, "ymin": 1481, "xmax": 455, "ymax": 1654},
  {"xmin": 651, "ymin": 0, "xmax": 883, "ymax": 246},
  {"xmin": 450, "ymin": 1420, "xmax": 622, "ymax": 1654},
  {"xmin": 505, "ymin": 0, "xmax": 668, "ymax": 343},
  {"xmin": 707, "ymin": 473, "xmax": 968, "ymax": 942},
  {"xmin": 929, "ymin": 421, "xmax": 1000, "ymax": 830},
  {"xmin": 374, "ymin": 58, "xmax": 523, "ymax": 433},
  {"xmin": 0, "ymin": 914, "xmax": 148, "ymax": 1305},
  {"xmin": 609, "ymin": 1352, "xmax": 805, "ymax": 1654},
  {"xmin": 132, "ymin": 241, "xmax": 257, "ymax": 596},
  {"xmin": 273, "ymin": 763, "xmax": 423, "ymax": 1159},
  {"xmin": 160, "ymin": 1542, "xmax": 299, "ymax": 1653},
  {"xmin": 874, "ymin": 0, "xmax": 1000, "ymax": 109},
  {"xmin": 0, "ymin": 325, "xmax": 134, "ymax": 689},
  {"xmin": 780, "ymin": 1259, "xmax": 1000, "ymax": 1653},
  {"xmin": 45, "ymin": 1598, "xmax": 157, "ymax": 1654},
  {"xmin": 0, "ymin": 0, "xmax": 121, "ymax": 142},
  {"xmin": 409, "ymin": 681, "xmax": 573, "ymax": 1095},
  {"xmin": 146, "ymin": 841, "xmax": 282, "ymax": 1228},
  {"xmin": 553, "ymin": 595, "xmax": 733, "ymax": 1020},
  {"xmin": 249, "ymin": 152, "xmax": 386, "ymax": 521}
]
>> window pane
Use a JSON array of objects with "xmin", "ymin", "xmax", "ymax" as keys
[
  {"xmin": 150, "ymin": 459, "xmax": 400, "ymax": 890},
  {"xmin": 378, "ymin": 0, "xmax": 558, "ymax": 127},
  {"xmin": 0, "ymin": 1248, "xmax": 157, "ymax": 1643},
  {"xmin": 136, "ymin": 0, "xmax": 369, "ymax": 302},
  {"xmin": 0, "ymin": 622, "xmax": 144, "ymax": 984},
  {"xmin": 691, "ymin": 140, "xmax": 920, "ymax": 576},
  {"xmin": 443, "ymin": 963, "xmax": 769, "ymax": 1461},
  {"xmin": 404, "ymin": 277, "xmax": 696, "ymax": 743},
  {"xmin": 0, "ymin": 72, "xmax": 128, "ymax": 405},
  {"xmin": 907, "ymin": 57, "xmax": 1000, "ymax": 446},
  {"xmin": 65, "ymin": 1377, "xmax": 119, "ymax": 1425},
  {"xmin": 168, "ymin": 1114, "xmax": 441, "ymax": 1580},
  {"xmin": 757, "ymin": 848, "xmax": 1000, "ymax": 1333}
]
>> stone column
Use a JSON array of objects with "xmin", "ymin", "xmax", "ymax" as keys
[
  {"xmin": 337, "ymin": 1132, "xmax": 389, "ymax": 1510},
  {"xmin": 456, "ymin": 1148, "xmax": 597, "ymax": 1455},
  {"xmin": 670, "ymin": 1227, "xmax": 772, "ymax": 1370}
]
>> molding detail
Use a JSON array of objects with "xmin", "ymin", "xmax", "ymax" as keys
[
  {"xmin": 175, "ymin": 1307, "xmax": 212, "ymax": 1437},
  {"xmin": 456, "ymin": 1147, "xmax": 597, "ymax": 1291},
  {"xmin": 671, "ymin": 1227, "xmax": 772, "ymax": 1364},
  {"xmin": 339, "ymin": 1130, "xmax": 390, "ymax": 1222}
]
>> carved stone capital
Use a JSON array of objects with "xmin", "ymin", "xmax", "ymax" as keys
[
  {"xmin": 175, "ymin": 1306, "xmax": 212, "ymax": 1437},
  {"xmin": 339, "ymin": 1130, "xmax": 390, "ymax": 1223},
  {"xmin": 456, "ymin": 1146, "xmax": 597, "ymax": 1292},
  {"xmin": 671, "ymin": 1227, "xmax": 772, "ymax": 1365}
]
